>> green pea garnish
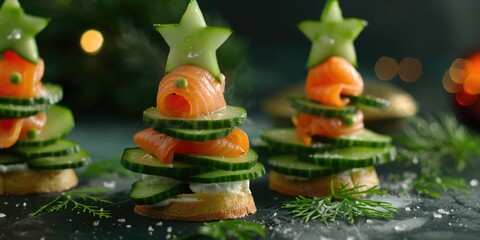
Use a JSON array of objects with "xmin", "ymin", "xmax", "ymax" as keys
[
  {"xmin": 342, "ymin": 114, "xmax": 355, "ymax": 126},
  {"xmin": 175, "ymin": 78, "xmax": 188, "ymax": 89},
  {"xmin": 26, "ymin": 129, "xmax": 38, "ymax": 139},
  {"xmin": 9, "ymin": 71, "xmax": 22, "ymax": 84}
]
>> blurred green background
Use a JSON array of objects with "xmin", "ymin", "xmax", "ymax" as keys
[{"xmin": 20, "ymin": 0, "xmax": 480, "ymax": 119}]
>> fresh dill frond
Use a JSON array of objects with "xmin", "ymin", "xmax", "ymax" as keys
[
  {"xmin": 395, "ymin": 114, "xmax": 479, "ymax": 197},
  {"xmin": 30, "ymin": 187, "xmax": 112, "ymax": 218},
  {"xmin": 174, "ymin": 220, "xmax": 266, "ymax": 240},
  {"xmin": 397, "ymin": 114, "xmax": 480, "ymax": 174},
  {"xmin": 281, "ymin": 181, "xmax": 397, "ymax": 224}
]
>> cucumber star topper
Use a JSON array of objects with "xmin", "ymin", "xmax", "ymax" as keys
[
  {"xmin": 0, "ymin": 0, "xmax": 49, "ymax": 64},
  {"xmin": 299, "ymin": 0, "xmax": 366, "ymax": 68},
  {"xmin": 154, "ymin": 0, "xmax": 232, "ymax": 82}
]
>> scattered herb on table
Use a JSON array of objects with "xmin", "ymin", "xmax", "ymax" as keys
[
  {"xmin": 396, "ymin": 114, "xmax": 480, "ymax": 198},
  {"xmin": 80, "ymin": 153, "xmax": 137, "ymax": 179},
  {"xmin": 282, "ymin": 181, "xmax": 397, "ymax": 224},
  {"xmin": 30, "ymin": 187, "xmax": 112, "ymax": 218},
  {"xmin": 412, "ymin": 175, "xmax": 470, "ymax": 199},
  {"xmin": 174, "ymin": 220, "xmax": 266, "ymax": 240}
]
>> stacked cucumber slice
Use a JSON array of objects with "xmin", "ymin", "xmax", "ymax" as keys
[
  {"xmin": 261, "ymin": 95, "xmax": 396, "ymax": 179},
  {"xmin": 0, "ymin": 85, "xmax": 90, "ymax": 170},
  {"xmin": 122, "ymin": 106, "xmax": 265, "ymax": 205}
]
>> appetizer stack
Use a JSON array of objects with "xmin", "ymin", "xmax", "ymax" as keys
[
  {"xmin": 261, "ymin": 0, "xmax": 396, "ymax": 197},
  {"xmin": 121, "ymin": 0, "xmax": 265, "ymax": 221},
  {"xmin": 0, "ymin": 0, "xmax": 89, "ymax": 195}
]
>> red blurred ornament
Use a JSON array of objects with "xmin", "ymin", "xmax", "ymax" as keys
[{"xmin": 454, "ymin": 52, "xmax": 480, "ymax": 127}]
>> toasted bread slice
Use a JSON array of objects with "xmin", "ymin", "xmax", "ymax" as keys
[
  {"xmin": 0, "ymin": 169, "xmax": 78, "ymax": 195},
  {"xmin": 134, "ymin": 191, "xmax": 256, "ymax": 221},
  {"xmin": 269, "ymin": 166, "xmax": 380, "ymax": 198}
]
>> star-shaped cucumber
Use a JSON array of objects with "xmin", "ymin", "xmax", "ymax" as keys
[
  {"xmin": 0, "ymin": 0, "xmax": 49, "ymax": 64},
  {"xmin": 299, "ymin": 0, "xmax": 366, "ymax": 68},
  {"xmin": 154, "ymin": 0, "xmax": 231, "ymax": 83}
]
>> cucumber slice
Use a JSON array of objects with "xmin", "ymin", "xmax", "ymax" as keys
[
  {"xmin": 143, "ymin": 106, "xmax": 246, "ymax": 130},
  {"xmin": 314, "ymin": 129, "xmax": 392, "ymax": 147},
  {"xmin": 15, "ymin": 105, "xmax": 75, "ymax": 147},
  {"xmin": 27, "ymin": 150, "xmax": 90, "ymax": 170},
  {"xmin": 344, "ymin": 94, "xmax": 389, "ymax": 109},
  {"xmin": 187, "ymin": 162, "xmax": 265, "ymax": 183},
  {"xmin": 0, "ymin": 84, "xmax": 63, "ymax": 106},
  {"xmin": 121, "ymin": 148, "xmax": 209, "ymax": 178},
  {"xmin": 260, "ymin": 128, "xmax": 331, "ymax": 153},
  {"xmin": 0, "ymin": 84, "xmax": 63, "ymax": 118},
  {"xmin": 0, "ymin": 152, "xmax": 24, "ymax": 165},
  {"xmin": 268, "ymin": 155, "xmax": 334, "ymax": 178},
  {"xmin": 290, "ymin": 97, "xmax": 358, "ymax": 117},
  {"xmin": 0, "ymin": 102, "xmax": 50, "ymax": 118},
  {"xmin": 174, "ymin": 149, "xmax": 258, "ymax": 171},
  {"xmin": 156, "ymin": 127, "xmax": 233, "ymax": 142},
  {"xmin": 299, "ymin": 146, "xmax": 396, "ymax": 171},
  {"xmin": 11, "ymin": 139, "xmax": 80, "ymax": 158},
  {"xmin": 129, "ymin": 180, "xmax": 189, "ymax": 205}
]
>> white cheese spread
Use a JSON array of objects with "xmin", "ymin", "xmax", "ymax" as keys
[
  {"xmin": 142, "ymin": 175, "xmax": 251, "ymax": 207},
  {"xmin": 189, "ymin": 180, "xmax": 251, "ymax": 194},
  {"xmin": 148, "ymin": 197, "xmax": 199, "ymax": 208},
  {"xmin": 0, "ymin": 163, "xmax": 28, "ymax": 173}
]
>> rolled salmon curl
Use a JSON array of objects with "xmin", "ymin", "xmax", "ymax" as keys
[
  {"xmin": 134, "ymin": 127, "xmax": 249, "ymax": 164},
  {"xmin": 134, "ymin": 128, "xmax": 181, "ymax": 164},
  {"xmin": 19, "ymin": 112, "xmax": 47, "ymax": 139},
  {"xmin": 156, "ymin": 65, "xmax": 226, "ymax": 118},
  {"xmin": 306, "ymin": 56, "xmax": 363, "ymax": 107},
  {"xmin": 293, "ymin": 111, "xmax": 364, "ymax": 145},
  {"xmin": 0, "ymin": 119, "xmax": 23, "ymax": 149},
  {"xmin": 0, "ymin": 50, "xmax": 45, "ymax": 98},
  {"xmin": 176, "ymin": 127, "xmax": 249, "ymax": 157}
]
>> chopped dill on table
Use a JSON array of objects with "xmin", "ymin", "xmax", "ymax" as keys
[
  {"xmin": 174, "ymin": 220, "xmax": 266, "ymax": 240},
  {"xmin": 30, "ymin": 187, "xmax": 112, "ymax": 219},
  {"xmin": 281, "ymin": 181, "xmax": 397, "ymax": 224}
]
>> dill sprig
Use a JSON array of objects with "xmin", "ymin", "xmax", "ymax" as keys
[
  {"xmin": 282, "ymin": 181, "xmax": 397, "ymax": 224},
  {"xmin": 397, "ymin": 114, "xmax": 480, "ymax": 174},
  {"xmin": 396, "ymin": 114, "xmax": 480, "ymax": 197},
  {"xmin": 30, "ymin": 187, "xmax": 112, "ymax": 218},
  {"xmin": 175, "ymin": 220, "xmax": 266, "ymax": 240}
]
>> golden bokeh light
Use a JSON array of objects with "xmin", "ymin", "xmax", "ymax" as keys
[
  {"xmin": 374, "ymin": 56, "xmax": 398, "ymax": 81},
  {"xmin": 398, "ymin": 57, "xmax": 422, "ymax": 83},
  {"xmin": 451, "ymin": 58, "xmax": 467, "ymax": 69},
  {"xmin": 449, "ymin": 67, "xmax": 466, "ymax": 84},
  {"xmin": 464, "ymin": 74, "xmax": 480, "ymax": 95},
  {"xmin": 80, "ymin": 29, "xmax": 104, "ymax": 55},
  {"xmin": 442, "ymin": 70, "xmax": 460, "ymax": 93},
  {"xmin": 465, "ymin": 53, "xmax": 480, "ymax": 75},
  {"xmin": 445, "ymin": 53, "xmax": 480, "ymax": 101}
]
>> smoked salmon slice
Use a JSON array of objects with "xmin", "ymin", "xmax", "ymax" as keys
[
  {"xmin": 157, "ymin": 65, "xmax": 226, "ymax": 118},
  {"xmin": 133, "ymin": 128, "xmax": 181, "ymax": 164},
  {"xmin": 293, "ymin": 112, "xmax": 364, "ymax": 145},
  {"xmin": 175, "ymin": 127, "xmax": 249, "ymax": 157},
  {"xmin": 0, "ymin": 50, "xmax": 44, "ymax": 98},
  {"xmin": 134, "ymin": 127, "xmax": 249, "ymax": 164},
  {"xmin": 0, "ymin": 119, "xmax": 23, "ymax": 149},
  {"xmin": 306, "ymin": 56, "xmax": 363, "ymax": 107}
]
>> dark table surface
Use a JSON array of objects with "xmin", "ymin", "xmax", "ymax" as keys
[{"xmin": 1, "ymin": 110, "xmax": 479, "ymax": 240}]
